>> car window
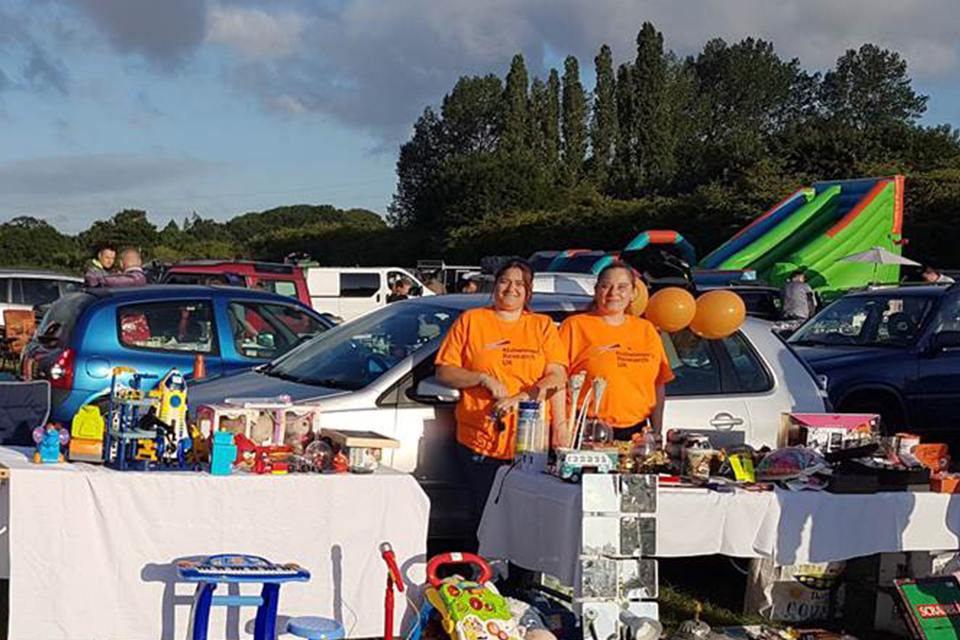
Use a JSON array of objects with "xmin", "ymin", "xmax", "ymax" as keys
[
  {"xmin": 720, "ymin": 332, "xmax": 772, "ymax": 393},
  {"xmin": 36, "ymin": 293, "xmax": 95, "ymax": 346},
  {"xmin": 165, "ymin": 273, "xmax": 231, "ymax": 286},
  {"xmin": 266, "ymin": 303, "xmax": 458, "ymax": 390},
  {"xmin": 662, "ymin": 330, "xmax": 722, "ymax": 396},
  {"xmin": 0, "ymin": 278, "xmax": 10, "ymax": 303},
  {"xmin": 59, "ymin": 280, "xmax": 81, "ymax": 295},
  {"xmin": 16, "ymin": 278, "xmax": 63, "ymax": 306},
  {"xmin": 228, "ymin": 301, "xmax": 327, "ymax": 360},
  {"xmin": 791, "ymin": 295, "xmax": 933, "ymax": 347},
  {"xmin": 257, "ymin": 279, "xmax": 298, "ymax": 298},
  {"xmin": 931, "ymin": 294, "xmax": 960, "ymax": 334},
  {"xmin": 117, "ymin": 300, "xmax": 215, "ymax": 353},
  {"xmin": 340, "ymin": 272, "xmax": 380, "ymax": 298}
]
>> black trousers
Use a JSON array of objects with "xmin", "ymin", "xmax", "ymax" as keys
[{"xmin": 455, "ymin": 444, "xmax": 510, "ymax": 552}]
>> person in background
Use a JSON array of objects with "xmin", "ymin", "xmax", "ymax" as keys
[
  {"xmin": 436, "ymin": 259, "xmax": 566, "ymax": 549},
  {"xmin": 424, "ymin": 275, "xmax": 446, "ymax": 295},
  {"xmin": 460, "ymin": 276, "xmax": 479, "ymax": 294},
  {"xmin": 88, "ymin": 248, "xmax": 147, "ymax": 288},
  {"xmin": 84, "ymin": 244, "xmax": 117, "ymax": 286},
  {"xmin": 386, "ymin": 276, "xmax": 412, "ymax": 303},
  {"xmin": 782, "ymin": 269, "xmax": 816, "ymax": 321},
  {"xmin": 922, "ymin": 265, "xmax": 955, "ymax": 284},
  {"xmin": 559, "ymin": 262, "xmax": 674, "ymax": 444}
]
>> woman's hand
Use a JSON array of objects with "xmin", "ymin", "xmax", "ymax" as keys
[
  {"xmin": 492, "ymin": 393, "xmax": 524, "ymax": 417},
  {"xmin": 479, "ymin": 373, "xmax": 508, "ymax": 399}
]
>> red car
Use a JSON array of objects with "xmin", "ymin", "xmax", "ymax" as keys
[{"xmin": 162, "ymin": 261, "xmax": 310, "ymax": 306}]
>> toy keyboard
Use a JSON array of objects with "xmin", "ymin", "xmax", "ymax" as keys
[{"xmin": 177, "ymin": 554, "xmax": 310, "ymax": 583}]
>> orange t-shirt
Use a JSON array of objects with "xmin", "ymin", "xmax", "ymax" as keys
[
  {"xmin": 435, "ymin": 308, "xmax": 565, "ymax": 459},
  {"xmin": 559, "ymin": 313, "xmax": 675, "ymax": 428}
]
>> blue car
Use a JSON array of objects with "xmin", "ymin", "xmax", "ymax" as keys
[
  {"xmin": 22, "ymin": 285, "xmax": 332, "ymax": 423},
  {"xmin": 790, "ymin": 284, "xmax": 960, "ymax": 440}
]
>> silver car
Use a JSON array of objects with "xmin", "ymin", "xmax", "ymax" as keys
[{"xmin": 191, "ymin": 293, "xmax": 825, "ymax": 468}]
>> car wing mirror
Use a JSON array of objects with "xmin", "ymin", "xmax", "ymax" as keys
[{"xmin": 407, "ymin": 376, "xmax": 460, "ymax": 405}]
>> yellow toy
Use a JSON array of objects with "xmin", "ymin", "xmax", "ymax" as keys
[
  {"xmin": 151, "ymin": 369, "xmax": 188, "ymax": 442},
  {"xmin": 69, "ymin": 405, "xmax": 105, "ymax": 463},
  {"xmin": 135, "ymin": 439, "xmax": 157, "ymax": 462}
]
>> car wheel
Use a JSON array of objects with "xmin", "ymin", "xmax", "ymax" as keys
[{"xmin": 839, "ymin": 393, "xmax": 905, "ymax": 435}]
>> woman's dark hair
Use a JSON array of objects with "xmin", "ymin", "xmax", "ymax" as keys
[
  {"xmin": 493, "ymin": 258, "xmax": 534, "ymax": 309},
  {"xmin": 596, "ymin": 260, "xmax": 638, "ymax": 286}
]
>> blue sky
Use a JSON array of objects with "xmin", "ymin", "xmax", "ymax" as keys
[{"xmin": 1, "ymin": 0, "xmax": 959, "ymax": 233}]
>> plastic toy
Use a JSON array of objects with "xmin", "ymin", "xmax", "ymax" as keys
[
  {"xmin": 323, "ymin": 429, "xmax": 399, "ymax": 473},
  {"xmin": 380, "ymin": 542, "xmax": 405, "ymax": 640},
  {"xmin": 32, "ymin": 424, "xmax": 69, "ymax": 464},
  {"xmin": 412, "ymin": 553, "xmax": 522, "ymax": 640},
  {"xmin": 199, "ymin": 398, "xmax": 320, "ymax": 451},
  {"xmin": 69, "ymin": 404, "xmax": 105, "ymax": 463},
  {"xmin": 210, "ymin": 431, "xmax": 236, "ymax": 475},
  {"xmin": 177, "ymin": 553, "xmax": 310, "ymax": 640},
  {"xmin": 234, "ymin": 433, "xmax": 292, "ymax": 474},
  {"xmin": 551, "ymin": 448, "xmax": 618, "ymax": 483},
  {"xmin": 154, "ymin": 368, "xmax": 188, "ymax": 443}
]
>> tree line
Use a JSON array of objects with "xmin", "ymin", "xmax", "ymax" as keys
[{"xmin": 4, "ymin": 22, "xmax": 960, "ymax": 273}]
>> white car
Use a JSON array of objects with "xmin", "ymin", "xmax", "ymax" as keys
[
  {"xmin": 304, "ymin": 266, "xmax": 433, "ymax": 322},
  {"xmin": 0, "ymin": 269, "xmax": 83, "ymax": 329},
  {"xmin": 193, "ymin": 293, "xmax": 824, "ymax": 464}
]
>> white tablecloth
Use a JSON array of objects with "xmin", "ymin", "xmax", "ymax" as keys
[
  {"xmin": 478, "ymin": 468, "xmax": 960, "ymax": 585},
  {"xmin": 0, "ymin": 447, "xmax": 429, "ymax": 640}
]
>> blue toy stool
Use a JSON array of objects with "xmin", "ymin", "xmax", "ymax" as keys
[{"xmin": 287, "ymin": 616, "xmax": 345, "ymax": 640}]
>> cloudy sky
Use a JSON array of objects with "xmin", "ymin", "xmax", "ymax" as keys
[{"xmin": 1, "ymin": 0, "xmax": 959, "ymax": 232}]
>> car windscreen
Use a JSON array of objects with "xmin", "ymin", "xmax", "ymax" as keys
[
  {"xmin": 790, "ymin": 294, "xmax": 933, "ymax": 347},
  {"xmin": 262, "ymin": 303, "xmax": 460, "ymax": 390}
]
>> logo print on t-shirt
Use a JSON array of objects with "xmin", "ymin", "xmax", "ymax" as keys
[{"xmin": 484, "ymin": 339, "xmax": 511, "ymax": 350}]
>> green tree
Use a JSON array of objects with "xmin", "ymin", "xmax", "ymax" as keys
[
  {"xmin": 388, "ymin": 107, "xmax": 447, "ymax": 228},
  {"xmin": 561, "ymin": 56, "xmax": 587, "ymax": 184},
  {"xmin": 612, "ymin": 63, "xmax": 638, "ymax": 196},
  {"xmin": 528, "ymin": 77, "xmax": 548, "ymax": 158},
  {"xmin": 501, "ymin": 53, "xmax": 531, "ymax": 156},
  {"xmin": 590, "ymin": 44, "xmax": 618, "ymax": 187},
  {"xmin": 441, "ymin": 75, "xmax": 504, "ymax": 155},
  {"xmin": 633, "ymin": 22, "xmax": 675, "ymax": 192},
  {"xmin": 545, "ymin": 69, "xmax": 562, "ymax": 171},
  {"xmin": 821, "ymin": 44, "xmax": 928, "ymax": 130},
  {"xmin": 0, "ymin": 216, "xmax": 78, "ymax": 270},
  {"xmin": 78, "ymin": 209, "xmax": 159, "ymax": 255}
]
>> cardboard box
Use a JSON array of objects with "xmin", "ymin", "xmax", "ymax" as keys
[
  {"xmin": 915, "ymin": 443, "xmax": 950, "ymax": 472},
  {"xmin": 782, "ymin": 412, "xmax": 879, "ymax": 454}
]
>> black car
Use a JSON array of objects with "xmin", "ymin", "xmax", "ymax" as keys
[{"xmin": 789, "ymin": 284, "xmax": 960, "ymax": 440}]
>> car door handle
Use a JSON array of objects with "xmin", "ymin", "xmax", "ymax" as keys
[{"xmin": 710, "ymin": 412, "xmax": 745, "ymax": 430}]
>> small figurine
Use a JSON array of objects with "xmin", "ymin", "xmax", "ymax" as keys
[{"xmin": 33, "ymin": 424, "xmax": 70, "ymax": 464}]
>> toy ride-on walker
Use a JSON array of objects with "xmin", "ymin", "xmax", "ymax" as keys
[{"xmin": 413, "ymin": 553, "xmax": 523, "ymax": 640}]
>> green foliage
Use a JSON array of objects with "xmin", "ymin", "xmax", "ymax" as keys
[
  {"xmin": 544, "ymin": 69, "xmax": 562, "ymax": 170},
  {"xmin": 0, "ymin": 217, "xmax": 78, "ymax": 270},
  {"xmin": 632, "ymin": 22, "xmax": 675, "ymax": 193},
  {"xmin": 501, "ymin": 54, "xmax": 531, "ymax": 157},
  {"xmin": 822, "ymin": 44, "xmax": 928, "ymax": 129},
  {"xmin": 591, "ymin": 44, "xmax": 617, "ymax": 188},
  {"xmin": 561, "ymin": 56, "xmax": 588, "ymax": 184}
]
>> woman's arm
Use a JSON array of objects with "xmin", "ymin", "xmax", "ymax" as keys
[
  {"xmin": 436, "ymin": 365, "xmax": 507, "ymax": 398},
  {"xmin": 493, "ymin": 363, "xmax": 567, "ymax": 415},
  {"xmin": 650, "ymin": 384, "xmax": 666, "ymax": 433}
]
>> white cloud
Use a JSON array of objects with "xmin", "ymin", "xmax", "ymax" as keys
[{"xmin": 206, "ymin": 5, "xmax": 305, "ymax": 60}]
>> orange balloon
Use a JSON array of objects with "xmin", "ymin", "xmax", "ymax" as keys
[
  {"xmin": 629, "ymin": 280, "xmax": 650, "ymax": 316},
  {"xmin": 644, "ymin": 287, "xmax": 696, "ymax": 332},
  {"xmin": 690, "ymin": 290, "xmax": 747, "ymax": 339}
]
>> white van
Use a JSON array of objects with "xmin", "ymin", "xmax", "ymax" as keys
[{"xmin": 305, "ymin": 267, "xmax": 433, "ymax": 322}]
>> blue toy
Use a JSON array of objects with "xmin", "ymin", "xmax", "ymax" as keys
[
  {"xmin": 177, "ymin": 553, "xmax": 310, "ymax": 640},
  {"xmin": 32, "ymin": 424, "xmax": 69, "ymax": 464},
  {"xmin": 210, "ymin": 431, "xmax": 237, "ymax": 475}
]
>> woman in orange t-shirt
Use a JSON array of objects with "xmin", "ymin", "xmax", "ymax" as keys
[
  {"xmin": 559, "ymin": 262, "xmax": 674, "ymax": 442},
  {"xmin": 436, "ymin": 260, "xmax": 566, "ymax": 543}
]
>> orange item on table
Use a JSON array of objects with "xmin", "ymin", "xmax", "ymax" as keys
[{"xmin": 915, "ymin": 443, "xmax": 950, "ymax": 472}]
